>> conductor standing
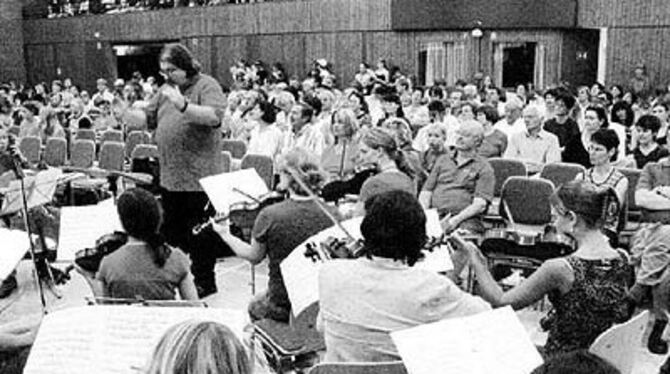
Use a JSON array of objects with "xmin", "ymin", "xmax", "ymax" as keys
[{"xmin": 122, "ymin": 43, "xmax": 227, "ymax": 298}]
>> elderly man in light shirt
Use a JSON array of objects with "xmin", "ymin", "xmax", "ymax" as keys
[
  {"xmin": 504, "ymin": 104, "xmax": 561, "ymax": 174},
  {"xmin": 494, "ymin": 96, "xmax": 526, "ymax": 138}
]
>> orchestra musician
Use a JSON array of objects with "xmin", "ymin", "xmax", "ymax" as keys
[
  {"xmin": 75, "ymin": 188, "xmax": 198, "ymax": 301},
  {"xmin": 120, "ymin": 43, "xmax": 228, "ymax": 298},
  {"xmin": 318, "ymin": 190, "xmax": 490, "ymax": 363},
  {"xmin": 354, "ymin": 127, "xmax": 415, "ymax": 213},
  {"xmin": 212, "ymin": 148, "xmax": 339, "ymax": 323},
  {"xmin": 460, "ymin": 181, "xmax": 632, "ymax": 358}
]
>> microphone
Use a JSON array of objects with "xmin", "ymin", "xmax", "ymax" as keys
[{"xmin": 7, "ymin": 135, "xmax": 25, "ymax": 179}]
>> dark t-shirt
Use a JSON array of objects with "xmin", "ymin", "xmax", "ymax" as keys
[
  {"xmin": 97, "ymin": 243, "xmax": 191, "ymax": 300},
  {"xmin": 252, "ymin": 199, "xmax": 337, "ymax": 312},
  {"xmin": 634, "ymin": 146, "xmax": 669, "ymax": 169},
  {"xmin": 544, "ymin": 117, "xmax": 580, "ymax": 148}
]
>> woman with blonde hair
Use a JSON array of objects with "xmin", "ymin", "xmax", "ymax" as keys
[
  {"xmin": 321, "ymin": 108, "xmax": 360, "ymax": 181},
  {"xmin": 145, "ymin": 320, "xmax": 251, "ymax": 374}
]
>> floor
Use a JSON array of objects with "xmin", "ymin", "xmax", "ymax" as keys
[{"xmin": 1, "ymin": 257, "xmax": 667, "ymax": 374}]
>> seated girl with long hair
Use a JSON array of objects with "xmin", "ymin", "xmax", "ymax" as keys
[{"xmin": 77, "ymin": 188, "xmax": 198, "ymax": 301}]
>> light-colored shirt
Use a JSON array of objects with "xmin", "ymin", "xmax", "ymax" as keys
[
  {"xmin": 284, "ymin": 123, "xmax": 325, "ymax": 158},
  {"xmin": 319, "ymin": 257, "xmax": 490, "ymax": 363},
  {"xmin": 494, "ymin": 117, "xmax": 526, "ymax": 138},
  {"xmin": 247, "ymin": 123, "xmax": 284, "ymax": 162},
  {"xmin": 504, "ymin": 129, "xmax": 561, "ymax": 174}
]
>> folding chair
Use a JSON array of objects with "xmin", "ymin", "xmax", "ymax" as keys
[
  {"xmin": 43, "ymin": 137, "xmax": 67, "ymax": 167},
  {"xmin": 131, "ymin": 144, "xmax": 159, "ymax": 159},
  {"xmin": 98, "ymin": 141, "xmax": 125, "ymax": 171},
  {"xmin": 241, "ymin": 153, "xmax": 274, "ymax": 189},
  {"xmin": 539, "ymin": 162, "xmax": 586, "ymax": 189},
  {"xmin": 125, "ymin": 130, "xmax": 150, "ymax": 159},
  {"xmin": 618, "ymin": 167, "xmax": 642, "ymax": 248},
  {"xmin": 589, "ymin": 311, "xmax": 649, "ymax": 374},
  {"xmin": 19, "ymin": 136, "xmax": 42, "ymax": 165},
  {"xmin": 482, "ymin": 177, "xmax": 562, "ymax": 286},
  {"xmin": 75, "ymin": 128, "xmax": 97, "ymax": 142},
  {"xmin": 69, "ymin": 139, "xmax": 96, "ymax": 168},
  {"xmin": 253, "ymin": 302, "xmax": 325, "ymax": 374},
  {"xmin": 222, "ymin": 139, "xmax": 247, "ymax": 159},
  {"xmin": 485, "ymin": 158, "xmax": 527, "ymax": 223},
  {"xmin": 72, "ymin": 141, "xmax": 126, "ymax": 199},
  {"xmin": 309, "ymin": 361, "xmax": 408, "ymax": 374},
  {"xmin": 100, "ymin": 129, "xmax": 123, "ymax": 145}
]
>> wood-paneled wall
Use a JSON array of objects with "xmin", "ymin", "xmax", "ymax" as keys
[{"xmin": 0, "ymin": 0, "xmax": 26, "ymax": 82}]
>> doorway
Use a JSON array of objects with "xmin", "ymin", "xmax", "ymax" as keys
[
  {"xmin": 502, "ymin": 42, "xmax": 536, "ymax": 89},
  {"xmin": 113, "ymin": 42, "xmax": 170, "ymax": 81}
]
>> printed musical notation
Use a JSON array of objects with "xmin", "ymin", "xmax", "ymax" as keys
[{"xmin": 23, "ymin": 305, "xmax": 247, "ymax": 374}]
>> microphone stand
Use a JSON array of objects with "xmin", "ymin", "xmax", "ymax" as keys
[{"xmin": 10, "ymin": 154, "xmax": 51, "ymax": 314}]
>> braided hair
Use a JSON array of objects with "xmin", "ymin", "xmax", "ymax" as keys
[{"xmin": 361, "ymin": 127, "xmax": 415, "ymax": 179}]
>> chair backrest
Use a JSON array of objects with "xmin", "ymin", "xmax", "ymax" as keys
[
  {"xmin": 488, "ymin": 158, "xmax": 527, "ymax": 197},
  {"xmin": 309, "ymin": 362, "xmax": 408, "ymax": 374},
  {"xmin": 19, "ymin": 136, "xmax": 42, "ymax": 164},
  {"xmin": 589, "ymin": 311, "xmax": 649, "ymax": 374},
  {"xmin": 70, "ymin": 139, "xmax": 96, "ymax": 168},
  {"xmin": 98, "ymin": 141, "xmax": 125, "ymax": 171},
  {"xmin": 500, "ymin": 176, "xmax": 554, "ymax": 225},
  {"xmin": 539, "ymin": 162, "xmax": 586, "ymax": 189},
  {"xmin": 131, "ymin": 144, "xmax": 159, "ymax": 159},
  {"xmin": 75, "ymin": 129, "xmax": 96, "ymax": 142},
  {"xmin": 220, "ymin": 151, "xmax": 232, "ymax": 173},
  {"xmin": 617, "ymin": 167, "xmax": 641, "ymax": 212},
  {"xmin": 43, "ymin": 137, "xmax": 68, "ymax": 167},
  {"xmin": 100, "ymin": 129, "xmax": 123, "ymax": 144},
  {"xmin": 125, "ymin": 131, "xmax": 149, "ymax": 158},
  {"xmin": 221, "ymin": 139, "xmax": 247, "ymax": 159},
  {"xmin": 241, "ymin": 153, "xmax": 273, "ymax": 189}
]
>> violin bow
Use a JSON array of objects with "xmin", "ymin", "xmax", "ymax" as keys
[{"xmin": 285, "ymin": 166, "xmax": 356, "ymax": 242}]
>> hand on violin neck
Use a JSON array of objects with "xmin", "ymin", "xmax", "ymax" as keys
[{"xmin": 210, "ymin": 214, "xmax": 230, "ymax": 237}]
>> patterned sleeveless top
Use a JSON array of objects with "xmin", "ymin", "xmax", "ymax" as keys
[
  {"xmin": 583, "ymin": 168, "xmax": 626, "ymax": 233},
  {"xmin": 543, "ymin": 252, "xmax": 632, "ymax": 357}
]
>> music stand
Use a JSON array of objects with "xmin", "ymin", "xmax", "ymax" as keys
[{"xmin": 0, "ymin": 169, "xmax": 62, "ymax": 314}]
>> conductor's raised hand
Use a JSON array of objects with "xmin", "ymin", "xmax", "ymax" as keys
[{"xmin": 160, "ymin": 84, "xmax": 187, "ymax": 111}]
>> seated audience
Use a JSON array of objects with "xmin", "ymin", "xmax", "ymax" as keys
[
  {"xmin": 462, "ymin": 181, "xmax": 632, "ymax": 358},
  {"xmin": 494, "ymin": 97, "xmax": 526, "ymax": 138},
  {"xmin": 475, "ymin": 104, "xmax": 507, "ymax": 158},
  {"xmin": 420, "ymin": 120, "xmax": 494, "ymax": 234},
  {"xmin": 283, "ymin": 100, "xmax": 325, "ymax": 158},
  {"xmin": 504, "ymin": 104, "xmax": 561, "ymax": 174},
  {"xmin": 246, "ymin": 99, "xmax": 284, "ymax": 163},
  {"xmin": 145, "ymin": 319, "xmax": 251, "ymax": 374},
  {"xmin": 18, "ymin": 101, "xmax": 41, "ymax": 138},
  {"xmin": 419, "ymin": 123, "xmax": 448, "ymax": 175},
  {"xmin": 318, "ymin": 190, "xmax": 490, "ymax": 362},
  {"xmin": 631, "ymin": 115, "xmax": 669, "ymax": 169},
  {"xmin": 77, "ymin": 188, "xmax": 198, "ymax": 301},
  {"xmin": 213, "ymin": 148, "xmax": 337, "ymax": 322}
]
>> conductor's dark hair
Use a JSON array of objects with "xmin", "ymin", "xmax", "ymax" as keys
[
  {"xmin": 117, "ymin": 188, "xmax": 171, "ymax": 267},
  {"xmin": 160, "ymin": 43, "xmax": 201, "ymax": 78},
  {"xmin": 360, "ymin": 190, "xmax": 426, "ymax": 266}
]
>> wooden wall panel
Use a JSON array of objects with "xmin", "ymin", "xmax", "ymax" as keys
[
  {"xmin": 25, "ymin": 44, "xmax": 55, "ymax": 86},
  {"xmin": 0, "ymin": 0, "xmax": 25, "ymax": 82},
  {"xmin": 579, "ymin": 0, "xmax": 670, "ymax": 28},
  {"xmin": 54, "ymin": 42, "xmax": 87, "ymax": 85},
  {"xmin": 212, "ymin": 36, "xmax": 247, "ymax": 86},
  {"xmin": 281, "ymin": 34, "xmax": 307, "ymax": 81}
]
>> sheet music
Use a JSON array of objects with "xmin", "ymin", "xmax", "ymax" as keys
[
  {"xmin": 57, "ymin": 199, "xmax": 123, "ymax": 261},
  {"xmin": 199, "ymin": 169, "xmax": 270, "ymax": 213},
  {"xmin": 281, "ymin": 209, "xmax": 452, "ymax": 316},
  {"xmin": 0, "ymin": 229, "xmax": 30, "ymax": 280},
  {"xmin": 391, "ymin": 307, "xmax": 544, "ymax": 374},
  {"xmin": 24, "ymin": 305, "xmax": 247, "ymax": 374},
  {"xmin": 0, "ymin": 169, "xmax": 63, "ymax": 215}
]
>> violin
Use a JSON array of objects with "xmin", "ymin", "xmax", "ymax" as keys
[
  {"xmin": 480, "ymin": 225, "xmax": 576, "ymax": 261},
  {"xmin": 74, "ymin": 231, "xmax": 128, "ymax": 273},
  {"xmin": 192, "ymin": 190, "xmax": 287, "ymax": 235},
  {"xmin": 321, "ymin": 163, "xmax": 377, "ymax": 202}
]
